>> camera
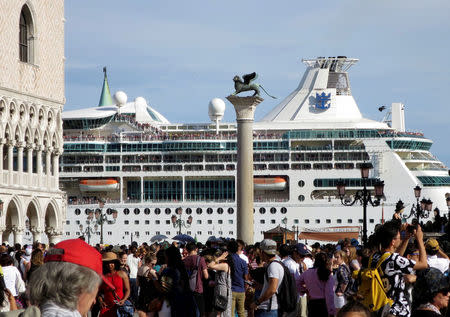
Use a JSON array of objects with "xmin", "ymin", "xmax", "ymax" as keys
[{"xmin": 406, "ymin": 219, "xmax": 419, "ymax": 234}]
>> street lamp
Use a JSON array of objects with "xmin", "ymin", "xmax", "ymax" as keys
[
  {"xmin": 336, "ymin": 163, "xmax": 385, "ymax": 246},
  {"xmin": 171, "ymin": 207, "xmax": 193, "ymax": 234},
  {"xmin": 281, "ymin": 217, "xmax": 288, "ymax": 243},
  {"xmin": 402, "ymin": 185, "xmax": 433, "ymax": 220},
  {"xmin": 292, "ymin": 225, "xmax": 299, "ymax": 244},
  {"xmin": 79, "ymin": 208, "xmax": 99, "ymax": 245}
]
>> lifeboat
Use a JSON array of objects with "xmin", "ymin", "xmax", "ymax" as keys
[
  {"xmin": 79, "ymin": 179, "xmax": 119, "ymax": 192},
  {"xmin": 253, "ymin": 177, "xmax": 287, "ymax": 191}
]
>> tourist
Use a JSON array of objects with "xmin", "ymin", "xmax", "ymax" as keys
[
  {"xmin": 0, "ymin": 271, "xmax": 17, "ymax": 312},
  {"xmin": 19, "ymin": 245, "xmax": 32, "ymax": 279},
  {"xmin": 298, "ymin": 252, "xmax": 335, "ymax": 317},
  {"xmin": 333, "ymin": 250, "xmax": 351, "ymax": 310},
  {"xmin": 126, "ymin": 245, "xmax": 141, "ymax": 304},
  {"xmin": 424, "ymin": 238, "xmax": 449, "ymax": 274},
  {"xmin": 24, "ymin": 248, "xmax": 44, "ymax": 282},
  {"xmin": 206, "ymin": 249, "xmax": 233, "ymax": 317},
  {"xmin": 6, "ymin": 239, "xmax": 105, "ymax": 316},
  {"xmin": 98, "ymin": 252, "xmax": 131, "ymax": 317},
  {"xmin": 370, "ymin": 221, "xmax": 428, "ymax": 317},
  {"xmin": 412, "ymin": 267, "xmax": 450, "ymax": 316},
  {"xmin": 0, "ymin": 254, "xmax": 25, "ymax": 300},
  {"xmin": 157, "ymin": 245, "xmax": 198, "ymax": 316},
  {"xmin": 118, "ymin": 251, "xmax": 131, "ymax": 276},
  {"xmin": 291, "ymin": 243, "xmax": 309, "ymax": 317},
  {"xmin": 336, "ymin": 300, "xmax": 371, "ymax": 317},
  {"xmin": 183, "ymin": 242, "xmax": 209, "ymax": 317},
  {"xmin": 236, "ymin": 240, "xmax": 249, "ymax": 264},
  {"xmin": 136, "ymin": 252, "xmax": 159, "ymax": 317},
  {"xmin": 249, "ymin": 239, "xmax": 284, "ymax": 317},
  {"xmin": 228, "ymin": 240, "xmax": 248, "ymax": 317}
]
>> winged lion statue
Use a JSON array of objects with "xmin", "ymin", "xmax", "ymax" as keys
[{"xmin": 232, "ymin": 72, "xmax": 276, "ymax": 99}]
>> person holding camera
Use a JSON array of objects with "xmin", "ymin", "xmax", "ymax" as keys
[{"xmin": 370, "ymin": 221, "xmax": 429, "ymax": 317}]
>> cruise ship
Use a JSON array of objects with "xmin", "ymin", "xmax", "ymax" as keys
[{"xmin": 60, "ymin": 57, "xmax": 450, "ymax": 245}]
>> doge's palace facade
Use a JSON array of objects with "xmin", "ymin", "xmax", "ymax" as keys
[{"xmin": 0, "ymin": 0, "xmax": 65, "ymax": 245}]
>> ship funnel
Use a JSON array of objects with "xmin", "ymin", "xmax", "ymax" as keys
[{"xmin": 391, "ymin": 102, "xmax": 405, "ymax": 132}]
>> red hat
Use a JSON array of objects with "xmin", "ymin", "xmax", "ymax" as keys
[{"xmin": 45, "ymin": 239, "xmax": 115, "ymax": 289}]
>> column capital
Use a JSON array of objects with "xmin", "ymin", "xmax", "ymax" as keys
[
  {"xmin": 11, "ymin": 225, "xmax": 24, "ymax": 234},
  {"xmin": 46, "ymin": 146, "xmax": 54, "ymax": 153},
  {"xmin": 30, "ymin": 226, "xmax": 45, "ymax": 234},
  {"xmin": 16, "ymin": 141, "xmax": 26, "ymax": 149},
  {"xmin": 45, "ymin": 226, "xmax": 62, "ymax": 236},
  {"xmin": 226, "ymin": 95, "xmax": 264, "ymax": 121},
  {"xmin": 26, "ymin": 143, "xmax": 35, "ymax": 150},
  {"xmin": 7, "ymin": 140, "xmax": 16, "ymax": 147},
  {"xmin": 36, "ymin": 145, "xmax": 44, "ymax": 152}
]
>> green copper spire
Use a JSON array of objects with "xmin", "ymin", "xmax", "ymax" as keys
[{"xmin": 98, "ymin": 67, "xmax": 114, "ymax": 107}]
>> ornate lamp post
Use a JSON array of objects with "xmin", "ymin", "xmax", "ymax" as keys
[
  {"xmin": 171, "ymin": 207, "xmax": 193, "ymax": 235},
  {"xmin": 79, "ymin": 208, "xmax": 99, "ymax": 245},
  {"xmin": 336, "ymin": 162, "xmax": 385, "ymax": 246},
  {"xmin": 292, "ymin": 225, "xmax": 299, "ymax": 243},
  {"xmin": 281, "ymin": 217, "xmax": 288, "ymax": 243},
  {"xmin": 94, "ymin": 204, "xmax": 118, "ymax": 245},
  {"xmin": 402, "ymin": 185, "xmax": 433, "ymax": 220}
]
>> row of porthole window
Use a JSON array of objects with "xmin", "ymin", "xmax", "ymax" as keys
[
  {"xmin": 122, "ymin": 219, "xmax": 234, "ymax": 225},
  {"xmin": 69, "ymin": 231, "xmax": 233, "ymax": 236},
  {"xmin": 299, "ymin": 218, "xmax": 375, "ymax": 224},
  {"xmin": 68, "ymin": 219, "xmax": 232, "ymax": 225},
  {"xmin": 75, "ymin": 206, "xmax": 289, "ymax": 216}
]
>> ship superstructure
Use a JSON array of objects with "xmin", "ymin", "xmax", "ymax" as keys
[{"xmin": 60, "ymin": 57, "xmax": 450, "ymax": 244}]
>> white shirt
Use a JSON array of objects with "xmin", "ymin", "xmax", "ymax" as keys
[
  {"xmin": 258, "ymin": 260, "xmax": 284, "ymax": 311},
  {"xmin": 127, "ymin": 254, "xmax": 141, "ymax": 278},
  {"xmin": 2, "ymin": 265, "xmax": 25, "ymax": 296},
  {"xmin": 427, "ymin": 255, "xmax": 449, "ymax": 274},
  {"xmin": 303, "ymin": 257, "xmax": 314, "ymax": 269},
  {"xmin": 238, "ymin": 253, "xmax": 249, "ymax": 264},
  {"xmin": 282, "ymin": 256, "xmax": 302, "ymax": 298}
]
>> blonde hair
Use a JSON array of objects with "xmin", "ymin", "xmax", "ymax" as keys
[
  {"xmin": 334, "ymin": 250, "xmax": 348, "ymax": 265},
  {"xmin": 345, "ymin": 246, "xmax": 357, "ymax": 263}
]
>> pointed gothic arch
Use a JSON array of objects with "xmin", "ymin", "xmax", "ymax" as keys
[{"xmin": 2, "ymin": 196, "xmax": 24, "ymax": 244}]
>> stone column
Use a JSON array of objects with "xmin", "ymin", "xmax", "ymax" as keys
[
  {"xmin": 53, "ymin": 151, "xmax": 60, "ymax": 178},
  {"xmin": 17, "ymin": 142, "xmax": 24, "ymax": 184},
  {"xmin": 226, "ymin": 95, "xmax": 263, "ymax": 244},
  {"xmin": 12, "ymin": 226, "xmax": 24, "ymax": 245},
  {"xmin": 8, "ymin": 141, "xmax": 15, "ymax": 184},
  {"xmin": 31, "ymin": 227, "xmax": 44, "ymax": 243},
  {"xmin": 46, "ymin": 147, "xmax": 52, "ymax": 176},
  {"xmin": 0, "ymin": 226, "xmax": 5, "ymax": 245},
  {"xmin": 0, "ymin": 140, "xmax": 4, "ymax": 174},
  {"xmin": 36, "ymin": 146, "xmax": 43, "ymax": 175},
  {"xmin": 17, "ymin": 142, "xmax": 24, "ymax": 173},
  {"xmin": 27, "ymin": 144, "xmax": 33, "ymax": 185}
]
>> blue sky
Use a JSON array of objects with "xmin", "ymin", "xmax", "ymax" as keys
[{"xmin": 65, "ymin": 0, "xmax": 450, "ymax": 166}]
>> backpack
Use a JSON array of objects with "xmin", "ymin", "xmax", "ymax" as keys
[
  {"xmin": 354, "ymin": 252, "xmax": 393, "ymax": 312},
  {"xmin": 265, "ymin": 260, "xmax": 298, "ymax": 313},
  {"xmin": 187, "ymin": 255, "xmax": 201, "ymax": 292}
]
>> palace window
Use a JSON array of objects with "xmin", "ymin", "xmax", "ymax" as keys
[{"xmin": 19, "ymin": 5, "xmax": 34, "ymax": 63}]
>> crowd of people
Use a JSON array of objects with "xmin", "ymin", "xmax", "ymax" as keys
[{"xmin": 0, "ymin": 218, "xmax": 450, "ymax": 317}]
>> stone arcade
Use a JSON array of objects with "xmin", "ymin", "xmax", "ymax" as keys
[{"xmin": 0, "ymin": 0, "xmax": 65, "ymax": 244}]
